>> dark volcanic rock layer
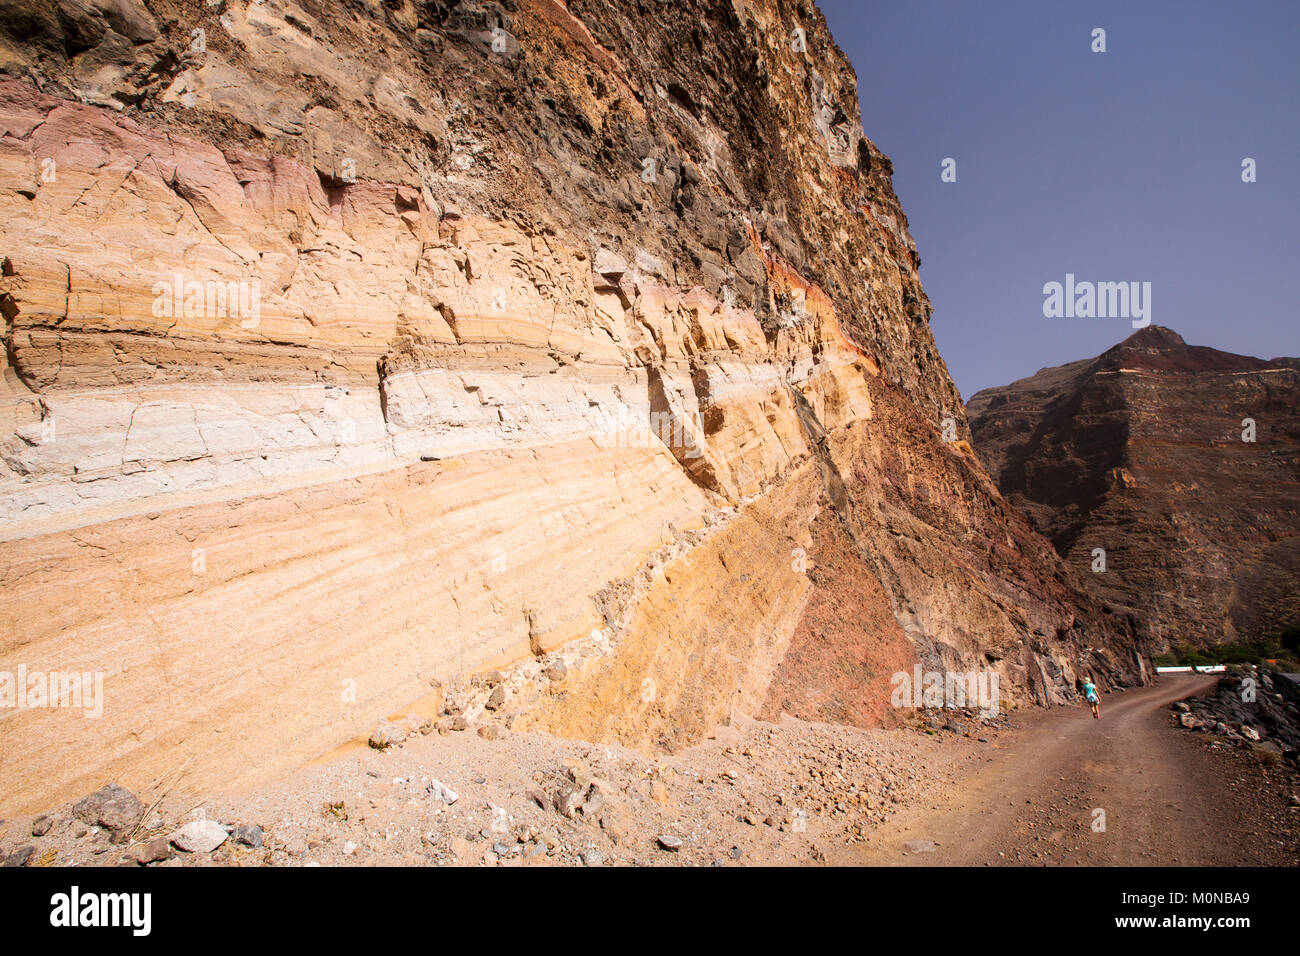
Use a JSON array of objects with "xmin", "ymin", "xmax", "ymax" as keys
[{"xmin": 969, "ymin": 326, "xmax": 1300, "ymax": 650}]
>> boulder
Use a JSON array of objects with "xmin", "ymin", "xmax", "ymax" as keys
[
  {"xmin": 170, "ymin": 820, "xmax": 230, "ymax": 853},
  {"xmin": 2, "ymin": 846, "xmax": 35, "ymax": 867},
  {"xmin": 71, "ymin": 784, "xmax": 143, "ymax": 840},
  {"xmin": 231, "ymin": 824, "xmax": 263, "ymax": 848},
  {"xmin": 130, "ymin": 837, "xmax": 172, "ymax": 865}
]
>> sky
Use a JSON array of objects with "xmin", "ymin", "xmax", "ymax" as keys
[{"xmin": 818, "ymin": 0, "xmax": 1300, "ymax": 400}]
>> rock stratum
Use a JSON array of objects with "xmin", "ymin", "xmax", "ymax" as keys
[
  {"xmin": 0, "ymin": 0, "xmax": 1146, "ymax": 817},
  {"xmin": 969, "ymin": 326, "xmax": 1300, "ymax": 651}
]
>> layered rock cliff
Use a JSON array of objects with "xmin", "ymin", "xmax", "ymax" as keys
[
  {"xmin": 0, "ymin": 0, "xmax": 1146, "ymax": 816},
  {"xmin": 969, "ymin": 326, "xmax": 1300, "ymax": 650}
]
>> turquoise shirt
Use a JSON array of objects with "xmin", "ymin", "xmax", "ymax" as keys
[{"xmin": 1083, "ymin": 682, "xmax": 1098, "ymax": 701}]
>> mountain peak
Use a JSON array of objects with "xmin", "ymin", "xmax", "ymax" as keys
[
  {"xmin": 1099, "ymin": 327, "xmax": 1271, "ymax": 374},
  {"xmin": 1117, "ymin": 326, "xmax": 1186, "ymax": 350}
]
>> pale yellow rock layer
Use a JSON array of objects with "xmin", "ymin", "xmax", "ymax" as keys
[
  {"xmin": 0, "ymin": 82, "xmax": 882, "ymax": 815},
  {"xmin": 0, "ymin": 439, "xmax": 714, "ymax": 814}
]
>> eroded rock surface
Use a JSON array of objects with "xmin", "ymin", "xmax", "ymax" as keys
[{"xmin": 1, "ymin": 0, "xmax": 1145, "ymax": 816}]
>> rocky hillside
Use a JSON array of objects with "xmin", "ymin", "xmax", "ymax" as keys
[
  {"xmin": 0, "ymin": 0, "xmax": 1146, "ymax": 817},
  {"xmin": 969, "ymin": 326, "xmax": 1300, "ymax": 650}
]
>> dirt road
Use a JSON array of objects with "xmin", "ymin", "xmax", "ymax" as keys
[
  {"xmin": 5, "ymin": 672, "xmax": 1296, "ymax": 868},
  {"xmin": 856, "ymin": 674, "xmax": 1299, "ymax": 866}
]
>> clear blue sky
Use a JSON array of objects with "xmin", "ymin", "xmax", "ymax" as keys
[{"xmin": 818, "ymin": 0, "xmax": 1300, "ymax": 399}]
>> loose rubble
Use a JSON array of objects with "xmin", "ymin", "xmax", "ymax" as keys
[
  {"xmin": 0, "ymin": 714, "xmax": 997, "ymax": 867},
  {"xmin": 1172, "ymin": 668, "xmax": 1300, "ymax": 764}
]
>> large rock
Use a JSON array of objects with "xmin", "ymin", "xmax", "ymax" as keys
[
  {"xmin": 130, "ymin": 837, "xmax": 172, "ymax": 865},
  {"xmin": 169, "ymin": 820, "xmax": 230, "ymax": 853},
  {"xmin": 71, "ymin": 784, "xmax": 143, "ymax": 839},
  {"xmin": 1, "ymin": 845, "xmax": 34, "ymax": 867},
  {"xmin": 231, "ymin": 825, "xmax": 264, "ymax": 848}
]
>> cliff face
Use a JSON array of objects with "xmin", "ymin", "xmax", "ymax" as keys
[
  {"xmin": 0, "ymin": 0, "xmax": 1144, "ymax": 815},
  {"xmin": 969, "ymin": 327, "xmax": 1300, "ymax": 650}
]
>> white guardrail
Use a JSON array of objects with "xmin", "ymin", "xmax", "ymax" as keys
[{"xmin": 1155, "ymin": 665, "xmax": 1227, "ymax": 673}]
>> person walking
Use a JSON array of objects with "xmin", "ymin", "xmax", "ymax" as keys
[{"xmin": 1082, "ymin": 676, "xmax": 1100, "ymax": 719}]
